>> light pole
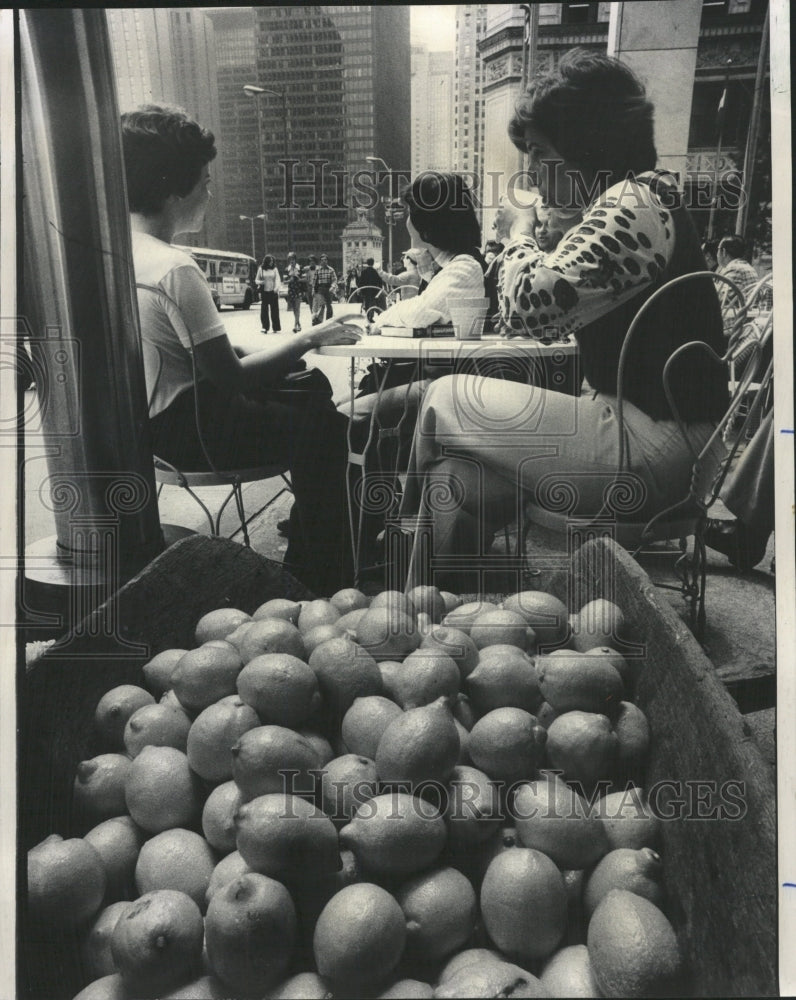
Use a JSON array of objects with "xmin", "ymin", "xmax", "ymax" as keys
[
  {"xmin": 239, "ymin": 213, "xmax": 265, "ymax": 260},
  {"xmin": 366, "ymin": 155, "xmax": 396, "ymax": 271},
  {"xmin": 243, "ymin": 84, "xmax": 292, "ymax": 252}
]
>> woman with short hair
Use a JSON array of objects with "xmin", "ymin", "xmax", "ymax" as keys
[
  {"xmin": 122, "ymin": 103, "xmax": 359, "ymax": 595},
  {"xmin": 401, "ymin": 50, "xmax": 729, "ymax": 590}
]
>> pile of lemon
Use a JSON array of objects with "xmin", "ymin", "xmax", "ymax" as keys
[{"xmin": 29, "ymin": 586, "xmax": 684, "ymax": 999}]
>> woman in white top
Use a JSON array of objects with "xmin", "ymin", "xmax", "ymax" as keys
[
  {"xmin": 255, "ymin": 253, "xmax": 281, "ymax": 334},
  {"xmin": 122, "ymin": 104, "xmax": 360, "ymax": 595}
]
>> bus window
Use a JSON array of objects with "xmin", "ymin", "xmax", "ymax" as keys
[
  {"xmin": 236, "ymin": 262, "xmax": 249, "ymax": 278},
  {"xmin": 194, "ymin": 257, "xmax": 208, "ymax": 274},
  {"xmin": 219, "ymin": 261, "xmax": 234, "ymax": 276}
]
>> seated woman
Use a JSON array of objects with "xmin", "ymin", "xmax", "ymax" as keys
[
  {"xmin": 122, "ymin": 104, "xmax": 360, "ymax": 596},
  {"xmin": 400, "ymin": 50, "xmax": 729, "ymax": 591}
]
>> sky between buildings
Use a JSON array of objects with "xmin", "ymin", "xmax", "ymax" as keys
[{"xmin": 410, "ymin": 4, "xmax": 456, "ymax": 51}]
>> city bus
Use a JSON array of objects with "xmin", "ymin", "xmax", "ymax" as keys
[{"xmin": 173, "ymin": 245, "xmax": 257, "ymax": 310}]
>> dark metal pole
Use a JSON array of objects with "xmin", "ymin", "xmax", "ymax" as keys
[
  {"xmin": 282, "ymin": 89, "xmax": 293, "ymax": 251},
  {"xmin": 21, "ymin": 10, "xmax": 163, "ymax": 597},
  {"xmin": 254, "ymin": 96, "xmax": 268, "ymax": 256}
]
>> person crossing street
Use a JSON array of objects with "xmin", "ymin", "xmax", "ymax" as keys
[{"xmin": 311, "ymin": 253, "xmax": 337, "ymax": 325}]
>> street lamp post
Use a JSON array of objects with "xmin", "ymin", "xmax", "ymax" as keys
[
  {"xmin": 244, "ymin": 84, "xmax": 292, "ymax": 252},
  {"xmin": 239, "ymin": 213, "xmax": 265, "ymax": 260},
  {"xmin": 366, "ymin": 155, "xmax": 396, "ymax": 271}
]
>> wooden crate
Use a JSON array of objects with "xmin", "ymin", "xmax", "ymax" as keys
[{"xmin": 19, "ymin": 535, "xmax": 777, "ymax": 998}]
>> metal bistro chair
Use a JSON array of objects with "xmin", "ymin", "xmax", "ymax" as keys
[
  {"xmin": 141, "ymin": 284, "xmax": 292, "ymax": 548},
  {"xmin": 520, "ymin": 270, "xmax": 773, "ymax": 639}
]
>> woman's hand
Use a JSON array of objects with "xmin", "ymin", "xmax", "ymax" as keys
[{"xmin": 305, "ymin": 319, "xmax": 363, "ymax": 348}]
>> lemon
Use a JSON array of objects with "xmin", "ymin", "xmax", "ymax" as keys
[
  {"xmin": 446, "ymin": 765, "xmax": 503, "ymax": 845},
  {"xmin": 370, "ymin": 588, "xmax": 417, "ymax": 615},
  {"xmin": 28, "ymin": 834, "xmax": 106, "ymax": 926},
  {"xmin": 536, "ymin": 652, "xmax": 624, "ymax": 717},
  {"xmin": 205, "ymin": 850, "xmax": 252, "ymax": 907},
  {"xmin": 308, "ymin": 635, "xmax": 383, "ymax": 718},
  {"xmin": 336, "ymin": 607, "xmax": 369, "ymax": 636},
  {"xmin": 110, "ymin": 889, "xmax": 204, "ymax": 997},
  {"xmin": 356, "ymin": 605, "xmax": 421, "ymax": 661},
  {"xmin": 201, "ymin": 780, "xmax": 245, "ymax": 854},
  {"xmin": 313, "ymin": 883, "xmax": 406, "ymax": 990},
  {"xmin": 80, "ymin": 900, "xmax": 131, "ymax": 981},
  {"xmin": 297, "ymin": 598, "xmax": 341, "ymax": 633},
  {"xmin": 386, "ymin": 647, "xmax": 460, "ymax": 709},
  {"xmin": 396, "ymin": 866, "xmax": 477, "ymax": 964},
  {"xmin": 124, "ymin": 746, "xmax": 204, "ymax": 834},
  {"xmin": 237, "ymin": 652, "xmax": 321, "ymax": 729},
  {"xmin": 442, "ymin": 600, "xmax": 497, "ymax": 635},
  {"xmin": 231, "ymin": 725, "xmax": 322, "ymax": 800},
  {"xmin": 238, "ymin": 618, "xmax": 306, "ymax": 663},
  {"xmin": 235, "ymin": 793, "xmax": 339, "ymax": 881},
  {"xmin": 584, "ymin": 646, "xmax": 637, "ymax": 693},
  {"xmin": 512, "ymin": 775, "xmax": 609, "ymax": 870},
  {"xmin": 480, "ymin": 848, "xmax": 567, "ymax": 962},
  {"xmin": 613, "ymin": 701, "xmax": 651, "ymax": 771},
  {"xmin": 84, "ymin": 815, "xmax": 144, "ymax": 903},
  {"xmin": 94, "ymin": 685, "xmax": 156, "ymax": 751},
  {"xmin": 269, "ymin": 971, "xmax": 334, "ymax": 998},
  {"xmin": 320, "ymin": 754, "xmax": 379, "ymax": 824},
  {"xmin": 454, "ymin": 718, "xmax": 471, "ymax": 764},
  {"xmin": 170, "ymin": 643, "xmax": 244, "ymax": 715},
  {"xmin": 502, "ymin": 591, "xmax": 570, "ymax": 648},
  {"xmin": 540, "ymin": 944, "xmax": 601, "ymax": 997},
  {"xmin": 330, "ymin": 587, "xmax": 370, "ymax": 614},
  {"xmin": 406, "ymin": 584, "xmax": 446, "ymax": 624},
  {"xmin": 252, "ymin": 597, "xmax": 302, "ymax": 624},
  {"xmin": 452, "ymin": 691, "xmax": 477, "ymax": 730},
  {"xmin": 341, "ymin": 695, "xmax": 402, "ymax": 759},
  {"xmin": 468, "ymin": 707, "xmax": 547, "ymax": 784},
  {"xmin": 205, "ymin": 872, "xmax": 297, "ymax": 995},
  {"xmin": 470, "ymin": 608, "xmax": 536, "ymax": 653},
  {"xmin": 593, "ymin": 787, "xmax": 662, "ymax": 851},
  {"xmin": 378, "ymin": 979, "xmax": 433, "ymax": 998},
  {"xmin": 583, "ymin": 847, "xmax": 664, "ymax": 918},
  {"xmin": 123, "ymin": 702, "xmax": 192, "ymax": 758},
  {"xmin": 72, "ymin": 974, "xmax": 128, "ymax": 1000},
  {"xmin": 194, "ymin": 607, "xmax": 252, "ymax": 644},
  {"xmin": 135, "ymin": 828, "xmax": 217, "ymax": 911},
  {"xmin": 142, "ymin": 650, "xmax": 187, "ymax": 698},
  {"xmin": 420, "ymin": 625, "xmax": 479, "ymax": 681},
  {"xmin": 160, "ymin": 973, "xmax": 228, "ymax": 998},
  {"xmin": 302, "ymin": 622, "xmax": 345, "ymax": 656},
  {"xmin": 223, "ymin": 620, "xmax": 256, "ymax": 655},
  {"xmin": 537, "ymin": 701, "xmax": 559, "ymax": 728},
  {"xmin": 572, "ymin": 599, "xmax": 626, "ymax": 653},
  {"xmin": 340, "ymin": 792, "xmax": 447, "ymax": 877},
  {"xmin": 435, "ymin": 960, "xmax": 548, "ymax": 998},
  {"xmin": 298, "ymin": 729, "xmax": 335, "ymax": 766},
  {"xmin": 545, "ymin": 711, "xmax": 620, "ymax": 788},
  {"xmin": 376, "ymin": 697, "xmax": 459, "ymax": 787},
  {"xmin": 73, "ymin": 754, "xmax": 132, "ymax": 826},
  {"xmin": 587, "ymin": 889, "xmax": 683, "ymax": 997},
  {"xmin": 466, "ymin": 645, "xmax": 542, "ymax": 717},
  {"xmin": 186, "ymin": 698, "xmax": 260, "ymax": 784},
  {"xmin": 437, "ymin": 947, "xmax": 504, "ymax": 983}
]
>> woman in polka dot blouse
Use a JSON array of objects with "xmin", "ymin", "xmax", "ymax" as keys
[{"xmin": 401, "ymin": 49, "xmax": 729, "ymax": 591}]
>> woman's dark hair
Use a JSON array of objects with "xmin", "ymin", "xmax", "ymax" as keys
[
  {"xmin": 718, "ymin": 235, "xmax": 747, "ymax": 261},
  {"xmin": 508, "ymin": 49, "xmax": 657, "ymax": 191},
  {"xmin": 402, "ymin": 171, "xmax": 481, "ymax": 253},
  {"xmin": 120, "ymin": 104, "xmax": 216, "ymax": 215},
  {"xmin": 262, "ymin": 254, "xmax": 275, "ymax": 269}
]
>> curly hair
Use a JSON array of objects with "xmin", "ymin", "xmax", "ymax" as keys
[
  {"xmin": 509, "ymin": 49, "xmax": 657, "ymax": 190},
  {"xmin": 402, "ymin": 171, "xmax": 482, "ymax": 254},
  {"xmin": 120, "ymin": 104, "xmax": 217, "ymax": 215}
]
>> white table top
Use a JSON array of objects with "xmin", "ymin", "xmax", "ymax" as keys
[{"xmin": 316, "ymin": 333, "xmax": 578, "ymax": 359}]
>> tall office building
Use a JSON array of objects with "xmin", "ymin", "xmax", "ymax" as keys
[
  {"xmin": 204, "ymin": 7, "xmax": 263, "ymax": 259},
  {"xmin": 411, "ymin": 46, "xmax": 454, "ymax": 175},
  {"xmin": 107, "ymin": 7, "xmax": 225, "ymax": 247},
  {"xmin": 453, "ymin": 5, "xmax": 488, "ymax": 194}
]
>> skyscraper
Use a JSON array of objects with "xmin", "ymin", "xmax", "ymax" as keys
[
  {"xmin": 453, "ymin": 5, "xmax": 488, "ymax": 192},
  {"xmin": 412, "ymin": 46, "xmax": 454, "ymax": 175},
  {"xmin": 107, "ymin": 7, "xmax": 225, "ymax": 247}
]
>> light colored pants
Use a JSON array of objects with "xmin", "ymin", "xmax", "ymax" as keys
[{"xmin": 400, "ymin": 374, "xmax": 717, "ymax": 588}]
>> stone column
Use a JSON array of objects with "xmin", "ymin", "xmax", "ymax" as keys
[{"xmin": 608, "ymin": 1, "xmax": 703, "ymax": 182}]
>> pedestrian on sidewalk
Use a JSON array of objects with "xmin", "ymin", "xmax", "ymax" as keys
[
  {"xmin": 311, "ymin": 253, "xmax": 337, "ymax": 324},
  {"xmin": 284, "ymin": 251, "xmax": 303, "ymax": 332},
  {"xmin": 256, "ymin": 254, "xmax": 281, "ymax": 333}
]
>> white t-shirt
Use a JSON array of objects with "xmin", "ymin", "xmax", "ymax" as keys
[
  {"xmin": 373, "ymin": 251, "xmax": 485, "ymax": 330},
  {"xmin": 132, "ymin": 231, "xmax": 226, "ymax": 417}
]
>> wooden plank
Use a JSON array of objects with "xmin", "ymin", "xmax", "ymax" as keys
[{"xmin": 547, "ymin": 538, "xmax": 777, "ymax": 998}]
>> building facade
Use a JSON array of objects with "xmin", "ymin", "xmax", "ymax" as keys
[
  {"xmin": 411, "ymin": 46, "xmax": 455, "ymax": 176},
  {"xmin": 453, "ymin": 5, "xmax": 489, "ymax": 201}
]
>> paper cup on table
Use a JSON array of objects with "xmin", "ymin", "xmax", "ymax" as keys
[{"xmin": 449, "ymin": 297, "xmax": 489, "ymax": 340}]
